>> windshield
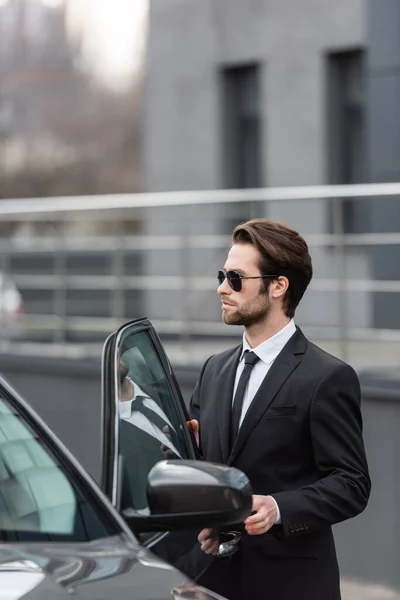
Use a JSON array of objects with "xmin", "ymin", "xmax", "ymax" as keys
[{"xmin": 0, "ymin": 392, "xmax": 121, "ymax": 542}]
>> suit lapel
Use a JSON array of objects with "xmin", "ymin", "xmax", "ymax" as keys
[
  {"xmin": 216, "ymin": 344, "xmax": 242, "ymax": 463},
  {"xmin": 120, "ymin": 419, "xmax": 161, "ymax": 452},
  {"xmin": 228, "ymin": 328, "xmax": 308, "ymax": 465}
]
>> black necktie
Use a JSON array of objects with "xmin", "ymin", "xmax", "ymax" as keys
[
  {"xmin": 130, "ymin": 395, "xmax": 171, "ymax": 433},
  {"xmin": 230, "ymin": 351, "xmax": 260, "ymax": 448}
]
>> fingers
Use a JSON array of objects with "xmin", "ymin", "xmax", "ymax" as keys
[
  {"xmin": 244, "ymin": 495, "xmax": 278, "ymax": 535},
  {"xmin": 200, "ymin": 538, "xmax": 219, "ymax": 555},
  {"xmin": 250, "ymin": 494, "xmax": 263, "ymax": 512},
  {"xmin": 246, "ymin": 523, "xmax": 273, "ymax": 535},
  {"xmin": 198, "ymin": 528, "xmax": 219, "ymax": 555},
  {"xmin": 245, "ymin": 510, "xmax": 274, "ymax": 535},
  {"xmin": 161, "ymin": 427, "xmax": 174, "ymax": 457},
  {"xmin": 188, "ymin": 419, "xmax": 199, "ymax": 432},
  {"xmin": 245, "ymin": 495, "xmax": 277, "ymax": 524},
  {"xmin": 159, "ymin": 444, "xmax": 176, "ymax": 459},
  {"xmin": 198, "ymin": 528, "xmax": 213, "ymax": 543},
  {"xmin": 244, "ymin": 511, "xmax": 265, "ymax": 526},
  {"xmin": 245, "ymin": 517, "xmax": 266, "ymax": 533},
  {"xmin": 246, "ymin": 519, "xmax": 273, "ymax": 535},
  {"xmin": 187, "ymin": 419, "xmax": 200, "ymax": 446}
]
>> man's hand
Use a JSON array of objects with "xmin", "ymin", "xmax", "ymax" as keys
[
  {"xmin": 160, "ymin": 421, "xmax": 199, "ymax": 458},
  {"xmin": 160, "ymin": 425, "xmax": 177, "ymax": 459},
  {"xmin": 244, "ymin": 495, "xmax": 277, "ymax": 535},
  {"xmin": 198, "ymin": 527, "xmax": 219, "ymax": 555},
  {"xmin": 187, "ymin": 419, "xmax": 199, "ymax": 447}
]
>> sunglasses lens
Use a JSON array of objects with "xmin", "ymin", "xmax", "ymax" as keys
[
  {"xmin": 217, "ymin": 271, "xmax": 225, "ymax": 285},
  {"xmin": 227, "ymin": 271, "xmax": 242, "ymax": 292},
  {"xmin": 217, "ymin": 270, "xmax": 242, "ymax": 291}
]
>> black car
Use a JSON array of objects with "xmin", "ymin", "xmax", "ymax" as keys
[{"xmin": 0, "ymin": 318, "xmax": 252, "ymax": 599}]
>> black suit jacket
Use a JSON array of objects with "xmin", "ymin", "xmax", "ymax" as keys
[
  {"xmin": 189, "ymin": 328, "xmax": 371, "ymax": 600},
  {"xmin": 119, "ymin": 418, "xmax": 165, "ymax": 512}
]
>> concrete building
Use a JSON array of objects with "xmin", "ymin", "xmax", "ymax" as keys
[
  {"xmin": 143, "ymin": 0, "xmax": 400, "ymax": 336},
  {"xmin": 144, "ymin": 0, "xmax": 365, "ymax": 190}
]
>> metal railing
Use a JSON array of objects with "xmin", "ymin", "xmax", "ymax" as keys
[{"xmin": 1, "ymin": 182, "xmax": 400, "ymax": 367}]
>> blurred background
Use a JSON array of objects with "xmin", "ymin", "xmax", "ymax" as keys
[{"xmin": 0, "ymin": 0, "xmax": 400, "ymax": 597}]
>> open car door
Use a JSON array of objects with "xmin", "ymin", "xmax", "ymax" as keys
[
  {"xmin": 100, "ymin": 317, "xmax": 252, "ymax": 578},
  {"xmin": 101, "ymin": 317, "xmax": 200, "ymax": 508}
]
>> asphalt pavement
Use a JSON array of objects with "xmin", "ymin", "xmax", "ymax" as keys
[{"xmin": 342, "ymin": 579, "xmax": 400, "ymax": 599}]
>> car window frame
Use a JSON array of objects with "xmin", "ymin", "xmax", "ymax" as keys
[{"xmin": 100, "ymin": 317, "xmax": 200, "ymax": 547}]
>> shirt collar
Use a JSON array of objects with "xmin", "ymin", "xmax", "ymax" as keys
[
  {"xmin": 119, "ymin": 380, "xmax": 150, "ymax": 419},
  {"xmin": 240, "ymin": 319, "xmax": 297, "ymax": 366}
]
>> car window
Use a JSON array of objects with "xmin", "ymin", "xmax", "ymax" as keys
[
  {"xmin": 0, "ymin": 392, "xmax": 120, "ymax": 542},
  {"xmin": 117, "ymin": 327, "xmax": 194, "ymax": 513}
]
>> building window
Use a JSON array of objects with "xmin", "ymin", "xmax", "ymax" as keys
[
  {"xmin": 326, "ymin": 49, "xmax": 366, "ymax": 233},
  {"xmin": 221, "ymin": 64, "xmax": 263, "ymax": 190}
]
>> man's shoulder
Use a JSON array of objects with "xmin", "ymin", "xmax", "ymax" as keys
[
  {"xmin": 205, "ymin": 344, "xmax": 241, "ymax": 368},
  {"xmin": 305, "ymin": 338, "xmax": 356, "ymax": 375}
]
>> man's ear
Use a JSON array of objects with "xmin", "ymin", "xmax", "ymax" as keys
[{"xmin": 270, "ymin": 276, "xmax": 289, "ymax": 300}]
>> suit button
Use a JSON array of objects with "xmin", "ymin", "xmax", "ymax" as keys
[
  {"xmin": 294, "ymin": 525, "xmax": 300, "ymax": 532},
  {"xmin": 305, "ymin": 524, "xmax": 309, "ymax": 530},
  {"xmin": 289, "ymin": 526, "xmax": 294, "ymax": 534},
  {"xmin": 299, "ymin": 524, "xmax": 304, "ymax": 531}
]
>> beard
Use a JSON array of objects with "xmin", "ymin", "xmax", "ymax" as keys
[{"xmin": 222, "ymin": 293, "xmax": 271, "ymax": 327}]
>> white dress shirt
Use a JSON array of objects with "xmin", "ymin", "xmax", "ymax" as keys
[
  {"xmin": 119, "ymin": 379, "xmax": 181, "ymax": 457},
  {"xmin": 232, "ymin": 319, "xmax": 297, "ymax": 524}
]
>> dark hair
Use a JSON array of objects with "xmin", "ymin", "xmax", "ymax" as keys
[{"xmin": 232, "ymin": 218, "xmax": 313, "ymax": 318}]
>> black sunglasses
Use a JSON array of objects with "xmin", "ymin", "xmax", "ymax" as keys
[{"xmin": 217, "ymin": 270, "xmax": 279, "ymax": 292}]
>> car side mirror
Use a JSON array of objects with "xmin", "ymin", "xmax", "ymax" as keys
[{"xmin": 121, "ymin": 460, "xmax": 252, "ymax": 532}]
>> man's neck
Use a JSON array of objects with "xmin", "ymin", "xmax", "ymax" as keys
[{"xmin": 244, "ymin": 315, "xmax": 291, "ymax": 349}]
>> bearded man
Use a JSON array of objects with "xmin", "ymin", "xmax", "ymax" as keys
[{"xmin": 189, "ymin": 218, "xmax": 370, "ymax": 600}]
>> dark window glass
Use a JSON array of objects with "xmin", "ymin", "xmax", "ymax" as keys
[
  {"xmin": 326, "ymin": 49, "xmax": 366, "ymax": 233},
  {"xmin": 221, "ymin": 64, "xmax": 263, "ymax": 190}
]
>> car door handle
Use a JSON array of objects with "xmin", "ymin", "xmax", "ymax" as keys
[{"xmin": 217, "ymin": 530, "xmax": 242, "ymax": 558}]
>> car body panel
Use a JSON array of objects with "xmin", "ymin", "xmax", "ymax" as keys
[{"xmin": 0, "ymin": 535, "xmax": 226, "ymax": 599}]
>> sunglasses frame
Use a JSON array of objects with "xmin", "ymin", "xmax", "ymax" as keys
[{"xmin": 217, "ymin": 270, "xmax": 279, "ymax": 292}]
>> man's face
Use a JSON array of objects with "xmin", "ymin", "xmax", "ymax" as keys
[
  {"xmin": 118, "ymin": 359, "xmax": 134, "ymax": 402},
  {"xmin": 218, "ymin": 243, "xmax": 271, "ymax": 327}
]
